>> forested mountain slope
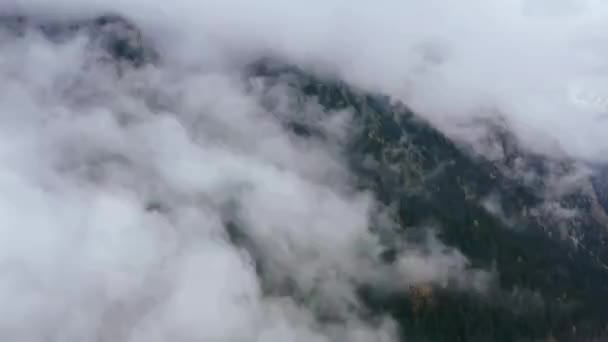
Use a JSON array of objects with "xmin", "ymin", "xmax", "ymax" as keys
[{"xmin": 250, "ymin": 61, "xmax": 608, "ymax": 342}]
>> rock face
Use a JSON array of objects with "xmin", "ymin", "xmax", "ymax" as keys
[{"xmin": 3, "ymin": 14, "xmax": 608, "ymax": 342}]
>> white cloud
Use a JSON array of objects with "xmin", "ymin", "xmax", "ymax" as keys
[
  {"xmin": 8, "ymin": 0, "xmax": 608, "ymax": 161},
  {"xmin": 0, "ymin": 19, "xmax": 408, "ymax": 340},
  {"xmin": 8, "ymin": 0, "xmax": 603, "ymax": 339}
]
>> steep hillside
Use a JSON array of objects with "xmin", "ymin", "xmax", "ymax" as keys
[{"xmin": 249, "ymin": 61, "xmax": 608, "ymax": 342}]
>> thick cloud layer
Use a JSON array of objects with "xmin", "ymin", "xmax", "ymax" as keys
[
  {"xmin": 0, "ymin": 13, "xmax": 490, "ymax": 341},
  {"xmin": 1, "ymin": 0, "xmax": 603, "ymax": 340},
  {"xmin": 8, "ymin": 0, "xmax": 608, "ymax": 160}
]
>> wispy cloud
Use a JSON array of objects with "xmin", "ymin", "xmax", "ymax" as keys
[{"xmin": 3, "ymin": 1, "xmax": 602, "ymax": 339}]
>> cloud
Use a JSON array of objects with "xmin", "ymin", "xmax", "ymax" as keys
[
  {"xmin": 8, "ymin": 0, "xmax": 606, "ymax": 339},
  {"xmin": 0, "ymin": 15, "xmax": 491, "ymax": 340},
  {"xmin": 9, "ymin": 0, "xmax": 608, "ymax": 165}
]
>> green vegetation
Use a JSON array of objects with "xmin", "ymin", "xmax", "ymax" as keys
[{"xmin": 254, "ymin": 63, "xmax": 608, "ymax": 341}]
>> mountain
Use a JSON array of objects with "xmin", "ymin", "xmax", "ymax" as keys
[
  {"xmin": 3, "ymin": 13, "xmax": 608, "ymax": 342},
  {"xmin": 249, "ymin": 61, "xmax": 608, "ymax": 342}
]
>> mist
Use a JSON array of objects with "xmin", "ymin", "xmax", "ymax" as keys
[
  {"xmin": 9, "ymin": 0, "xmax": 608, "ymax": 160},
  {"xmin": 0, "ymin": 0, "xmax": 605, "ymax": 340}
]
